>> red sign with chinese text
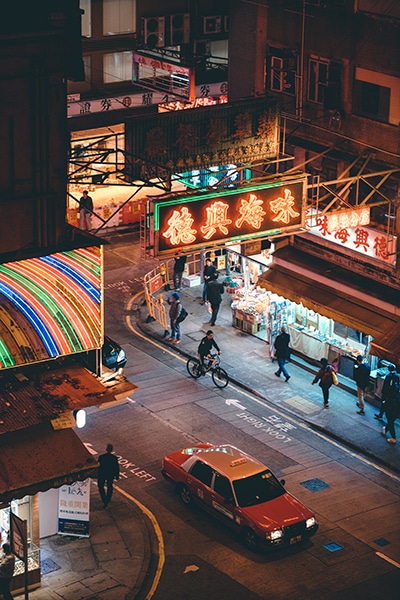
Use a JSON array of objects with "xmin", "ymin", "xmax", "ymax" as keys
[{"xmin": 153, "ymin": 179, "xmax": 305, "ymax": 255}]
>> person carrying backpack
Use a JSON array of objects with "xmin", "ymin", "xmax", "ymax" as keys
[
  {"xmin": 167, "ymin": 292, "xmax": 183, "ymax": 345},
  {"xmin": 312, "ymin": 357, "xmax": 334, "ymax": 408}
]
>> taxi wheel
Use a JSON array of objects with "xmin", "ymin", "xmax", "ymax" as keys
[
  {"xmin": 241, "ymin": 527, "xmax": 259, "ymax": 552},
  {"xmin": 177, "ymin": 483, "xmax": 192, "ymax": 505}
]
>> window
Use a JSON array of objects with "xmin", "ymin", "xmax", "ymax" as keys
[
  {"xmin": 80, "ymin": 0, "xmax": 91, "ymax": 38},
  {"xmin": 308, "ymin": 58, "xmax": 329, "ymax": 103},
  {"xmin": 103, "ymin": 0, "xmax": 136, "ymax": 36},
  {"xmin": 353, "ymin": 80, "xmax": 390, "ymax": 123},
  {"xmin": 268, "ymin": 50, "xmax": 296, "ymax": 95},
  {"xmin": 213, "ymin": 472, "xmax": 234, "ymax": 501},
  {"xmin": 103, "ymin": 52, "xmax": 132, "ymax": 84},
  {"xmin": 190, "ymin": 461, "xmax": 214, "ymax": 487},
  {"xmin": 270, "ymin": 56, "xmax": 284, "ymax": 92}
]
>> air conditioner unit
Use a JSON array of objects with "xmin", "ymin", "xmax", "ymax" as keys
[
  {"xmin": 170, "ymin": 13, "xmax": 190, "ymax": 45},
  {"xmin": 142, "ymin": 16, "xmax": 165, "ymax": 48},
  {"xmin": 203, "ymin": 16, "xmax": 222, "ymax": 35},
  {"xmin": 195, "ymin": 40, "xmax": 211, "ymax": 56}
]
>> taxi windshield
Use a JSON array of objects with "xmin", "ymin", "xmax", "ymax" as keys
[{"xmin": 233, "ymin": 469, "xmax": 285, "ymax": 507}]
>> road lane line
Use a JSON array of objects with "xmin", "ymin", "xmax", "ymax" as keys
[{"xmin": 115, "ymin": 485, "xmax": 165, "ymax": 600}]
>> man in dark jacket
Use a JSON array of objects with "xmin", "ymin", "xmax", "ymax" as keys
[
  {"xmin": 198, "ymin": 330, "xmax": 221, "ymax": 370},
  {"xmin": 201, "ymin": 258, "xmax": 217, "ymax": 304},
  {"xmin": 274, "ymin": 326, "xmax": 291, "ymax": 382},
  {"xmin": 173, "ymin": 253, "xmax": 187, "ymax": 291},
  {"xmin": 353, "ymin": 355, "xmax": 371, "ymax": 415},
  {"xmin": 206, "ymin": 272, "xmax": 224, "ymax": 326},
  {"xmin": 98, "ymin": 444, "xmax": 120, "ymax": 508},
  {"xmin": 375, "ymin": 364, "xmax": 399, "ymax": 422}
]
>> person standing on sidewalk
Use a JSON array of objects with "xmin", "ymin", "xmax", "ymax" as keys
[
  {"xmin": 173, "ymin": 253, "xmax": 187, "ymax": 292},
  {"xmin": 382, "ymin": 391, "xmax": 400, "ymax": 444},
  {"xmin": 78, "ymin": 190, "xmax": 93, "ymax": 230},
  {"xmin": 98, "ymin": 444, "xmax": 120, "ymax": 508},
  {"xmin": 0, "ymin": 543, "xmax": 15, "ymax": 600},
  {"xmin": 374, "ymin": 364, "xmax": 399, "ymax": 421},
  {"xmin": 274, "ymin": 326, "xmax": 291, "ymax": 382},
  {"xmin": 201, "ymin": 258, "xmax": 216, "ymax": 304},
  {"xmin": 206, "ymin": 272, "xmax": 224, "ymax": 326},
  {"xmin": 312, "ymin": 357, "xmax": 334, "ymax": 408},
  {"xmin": 353, "ymin": 355, "xmax": 370, "ymax": 415},
  {"xmin": 167, "ymin": 292, "xmax": 182, "ymax": 345}
]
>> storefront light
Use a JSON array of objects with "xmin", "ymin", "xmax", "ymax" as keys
[{"xmin": 73, "ymin": 409, "xmax": 86, "ymax": 429}]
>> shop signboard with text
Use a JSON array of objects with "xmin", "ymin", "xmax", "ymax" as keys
[{"xmin": 153, "ymin": 178, "xmax": 305, "ymax": 256}]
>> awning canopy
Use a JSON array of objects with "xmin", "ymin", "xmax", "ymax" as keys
[
  {"xmin": 0, "ymin": 422, "xmax": 98, "ymax": 503},
  {"xmin": 257, "ymin": 246, "xmax": 400, "ymax": 359}
]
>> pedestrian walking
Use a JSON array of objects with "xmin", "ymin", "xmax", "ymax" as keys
[
  {"xmin": 201, "ymin": 258, "xmax": 216, "ymax": 304},
  {"xmin": 274, "ymin": 326, "xmax": 291, "ymax": 382},
  {"xmin": 167, "ymin": 292, "xmax": 182, "ymax": 344},
  {"xmin": 375, "ymin": 364, "xmax": 400, "ymax": 421},
  {"xmin": 312, "ymin": 357, "xmax": 334, "ymax": 408},
  {"xmin": 0, "ymin": 543, "xmax": 15, "ymax": 600},
  {"xmin": 78, "ymin": 190, "xmax": 94, "ymax": 230},
  {"xmin": 353, "ymin": 355, "xmax": 371, "ymax": 415},
  {"xmin": 206, "ymin": 272, "xmax": 224, "ymax": 326},
  {"xmin": 98, "ymin": 444, "xmax": 120, "ymax": 508},
  {"xmin": 382, "ymin": 391, "xmax": 400, "ymax": 444},
  {"xmin": 173, "ymin": 252, "xmax": 187, "ymax": 291}
]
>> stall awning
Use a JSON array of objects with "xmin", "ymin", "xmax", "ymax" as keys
[
  {"xmin": 257, "ymin": 246, "xmax": 400, "ymax": 345},
  {"xmin": 369, "ymin": 326, "xmax": 400, "ymax": 366},
  {"xmin": 0, "ymin": 422, "xmax": 98, "ymax": 503}
]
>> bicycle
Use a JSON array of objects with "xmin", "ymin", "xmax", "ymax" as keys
[{"xmin": 186, "ymin": 353, "xmax": 229, "ymax": 389}]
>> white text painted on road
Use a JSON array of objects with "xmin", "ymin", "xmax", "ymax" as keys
[{"xmin": 235, "ymin": 412, "xmax": 297, "ymax": 443}]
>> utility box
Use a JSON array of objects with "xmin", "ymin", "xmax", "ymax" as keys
[{"xmin": 183, "ymin": 275, "xmax": 201, "ymax": 287}]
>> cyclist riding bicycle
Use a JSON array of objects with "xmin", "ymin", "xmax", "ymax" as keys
[{"xmin": 198, "ymin": 330, "xmax": 221, "ymax": 373}]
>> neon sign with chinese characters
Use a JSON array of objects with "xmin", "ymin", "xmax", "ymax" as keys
[
  {"xmin": 308, "ymin": 213, "xmax": 396, "ymax": 266},
  {"xmin": 153, "ymin": 179, "xmax": 305, "ymax": 255}
]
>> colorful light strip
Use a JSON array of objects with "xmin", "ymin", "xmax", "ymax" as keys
[{"xmin": 0, "ymin": 247, "xmax": 102, "ymax": 369}]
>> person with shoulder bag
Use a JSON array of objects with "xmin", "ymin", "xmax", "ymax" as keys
[{"xmin": 312, "ymin": 357, "xmax": 334, "ymax": 408}]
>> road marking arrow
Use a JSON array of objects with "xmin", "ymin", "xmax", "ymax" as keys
[
  {"xmin": 225, "ymin": 399, "xmax": 246, "ymax": 410},
  {"xmin": 184, "ymin": 565, "xmax": 199, "ymax": 573}
]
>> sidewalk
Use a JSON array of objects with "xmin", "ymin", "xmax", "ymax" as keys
[
  {"xmin": 26, "ymin": 481, "xmax": 150, "ymax": 600},
  {"xmin": 137, "ymin": 281, "xmax": 399, "ymax": 476}
]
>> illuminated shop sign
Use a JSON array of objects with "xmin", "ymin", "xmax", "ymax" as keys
[
  {"xmin": 0, "ymin": 247, "xmax": 102, "ymax": 369},
  {"xmin": 308, "ymin": 213, "xmax": 396, "ymax": 266},
  {"xmin": 154, "ymin": 179, "xmax": 305, "ymax": 255}
]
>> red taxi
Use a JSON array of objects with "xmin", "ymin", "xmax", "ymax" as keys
[{"xmin": 162, "ymin": 443, "xmax": 318, "ymax": 552}]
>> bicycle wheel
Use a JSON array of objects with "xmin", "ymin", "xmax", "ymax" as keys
[
  {"xmin": 212, "ymin": 367, "xmax": 229, "ymax": 388},
  {"xmin": 186, "ymin": 358, "xmax": 202, "ymax": 379}
]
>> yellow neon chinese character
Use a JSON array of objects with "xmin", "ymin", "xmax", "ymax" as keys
[
  {"xmin": 270, "ymin": 188, "xmax": 300, "ymax": 224},
  {"xmin": 163, "ymin": 206, "xmax": 197, "ymax": 245},
  {"xmin": 200, "ymin": 201, "xmax": 232, "ymax": 240},
  {"xmin": 235, "ymin": 193, "xmax": 266, "ymax": 229}
]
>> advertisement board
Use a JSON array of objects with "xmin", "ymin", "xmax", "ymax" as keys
[
  {"xmin": 153, "ymin": 178, "xmax": 305, "ymax": 256},
  {"xmin": 58, "ymin": 479, "xmax": 90, "ymax": 537}
]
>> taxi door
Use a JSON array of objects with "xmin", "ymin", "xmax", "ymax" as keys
[{"xmin": 210, "ymin": 471, "xmax": 240, "ymax": 530}]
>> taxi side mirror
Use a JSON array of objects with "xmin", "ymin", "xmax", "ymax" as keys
[{"xmin": 280, "ymin": 479, "xmax": 286, "ymax": 486}]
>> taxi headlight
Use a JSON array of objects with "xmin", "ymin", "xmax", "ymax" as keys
[
  {"xmin": 266, "ymin": 529, "xmax": 283, "ymax": 541},
  {"xmin": 306, "ymin": 517, "xmax": 316, "ymax": 529}
]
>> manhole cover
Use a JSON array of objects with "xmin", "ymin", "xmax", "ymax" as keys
[
  {"xmin": 41, "ymin": 558, "xmax": 61, "ymax": 575},
  {"xmin": 300, "ymin": 478, "xmax": 329, "ymax": 492},
  {"xmin": 374, "ymin": 537, "xmax": 390, "ymax": 546},
  {"xmin": 323, "ymin": 542, "xmax": 343, "ymax": 553}
]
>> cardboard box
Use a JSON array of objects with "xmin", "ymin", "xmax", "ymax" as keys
[{"xmin": 183, "ymin": 275, "xmax": 201, "ymax": 288}]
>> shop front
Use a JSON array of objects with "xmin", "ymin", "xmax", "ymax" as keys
[{"xmin": 256, "ymin": 245, "xmax": 400, "ymax": 379}]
